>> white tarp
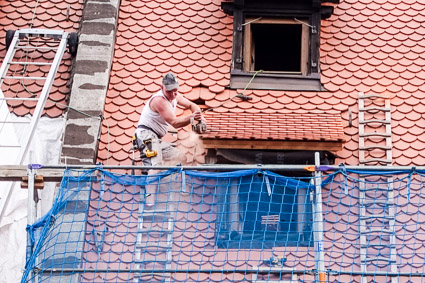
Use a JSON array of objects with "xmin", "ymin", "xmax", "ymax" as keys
[{"xmin": 0, "ymin": 114, "xmax": 65, "ymax": 283}]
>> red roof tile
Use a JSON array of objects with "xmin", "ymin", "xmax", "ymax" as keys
[
  {"xmin": 200, "ymin": 112, "xmax": 345, "ymax": 142},
  {"xmin": 97, "ymin": 0, "xmax": 425, "ymax": 168},
  {"xmin": 0, "ymin": 0, "xmax": 83, "ymax": 118}
]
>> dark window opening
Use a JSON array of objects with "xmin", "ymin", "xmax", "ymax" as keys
[
  {"xmin": 251, "ymin": 23, "xmax": 302, "ymax": 73},
  {"xmin": 229, "ymin": 16, "xmax": 325, "ymax": 91},
  {"xmin": 216, "ymin": 173, "xmax": 313, "ymax": 249},
  {"xmin": 211, "ymin": 149, "xmax": 335, "ymax": 249}
]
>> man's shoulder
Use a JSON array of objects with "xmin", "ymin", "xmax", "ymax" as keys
[{"xmin": 150, "ymin": 95, "xmax": 168, "ymax": 111}]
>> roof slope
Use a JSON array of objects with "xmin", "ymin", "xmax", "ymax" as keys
[
  {"xmin": 0, "ymin": 0, "xmax": 83, "ymax": 118},
  {"xmin": 98, "ymin": 0, "xmax": 425, "ymax": 166}
]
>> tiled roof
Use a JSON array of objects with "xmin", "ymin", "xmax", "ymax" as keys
[
  {"xmin": 96, "ymin": 0, "xmax": 425, "ymax": 166},
  {"xmin": 0, "ymin": 0, "xmax": 83, "ymax": 118},
  {"xmin": 202, "ymin": 112, "xmax": 345, "ymax": 142}
]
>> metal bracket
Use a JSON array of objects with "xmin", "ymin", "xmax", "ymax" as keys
[{"xmin": 294, "ymin": 18, "xmax": 317, "ymax": 34}]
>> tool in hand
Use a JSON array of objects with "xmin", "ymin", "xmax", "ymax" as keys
[{"xmin": 190, "ymin": 116, "xmax": 207, "ymax": 134}]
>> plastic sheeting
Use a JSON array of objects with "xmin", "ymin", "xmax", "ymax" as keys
[{"xmin": 0, "ymin": 115, "xmax": 65, "ymax": 283}]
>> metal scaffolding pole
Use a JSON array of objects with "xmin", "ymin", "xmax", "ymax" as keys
[
  {"xmin": 4, "ymin": 163, "xmax": 425, "ymax": 172},
  {"xmin": 313, "ymin": 152, "xmax": 326, "ymax": 283}
]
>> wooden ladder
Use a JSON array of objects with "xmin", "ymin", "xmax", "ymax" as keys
[{"xmin": 358, "ymin": 92, "xmax": 397, "ymax": 283}]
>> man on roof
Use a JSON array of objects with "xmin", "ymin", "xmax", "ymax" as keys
[{"xmin": 135, "ymin": 72, "xmax": 205, "ymax": 171}]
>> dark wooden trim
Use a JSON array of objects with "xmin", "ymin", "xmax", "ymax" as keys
[
  {"xmin": 321, "ymin": 6, "xmax": 334, "ymax": 19},
  {"xmin": 221, "ymin": 2, "xmax": 234, "ymax": 15},
  {"xmin": 322, "ymin": 0, "xmax": 339, "ymax": 4},
  {"xmin": 310, "ymin": 12, "xmax": 321, "ymax": 74},
  {"xmin": 201, "ymin": 139, "xmax": 344, "ymax": 151},
  {"xmin": 232, "ymin": 8, "xmax": 244, "ymax": 70}
]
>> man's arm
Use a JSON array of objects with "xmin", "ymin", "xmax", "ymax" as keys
[
  {"xmin": 150, "ymin": 95, "xmax": 203, "ymax": 129},
  {"xmin": 176, "ymin": 94, "xmax": 206, "ymax": 123},
  {"xmin": 176, "ymin": 94, "xmax": 201, "ymax": 113}
]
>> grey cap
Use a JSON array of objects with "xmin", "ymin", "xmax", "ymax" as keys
[{"xmin": 162, "ymin": 73, "xmax": 179, "ymax": 91}]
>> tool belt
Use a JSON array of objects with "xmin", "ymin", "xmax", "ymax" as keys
[
  {"xmin": 133, "ymin": 134, "xmax": 158, "ymax": 159},
  {"xmin": 137, "ymin": 124, "xmax": 162, "ymax": 138}
]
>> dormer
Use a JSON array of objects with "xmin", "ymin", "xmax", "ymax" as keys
[{"xmin": 221, "ymin": 0, "xmax": 339, "ymax": 91}]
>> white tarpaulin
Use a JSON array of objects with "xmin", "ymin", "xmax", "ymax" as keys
[{"xmin": 0, "ymin": 114, "xmax": 65, "ymax": 283}]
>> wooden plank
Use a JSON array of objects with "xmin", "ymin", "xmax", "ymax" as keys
[
  {"xmin": 201, "ymin": 139, "xmax": 343, "ymax": 151},
  {"xmin": 0, "ymin": 165, "xmax": 65, "ymax": 182}
]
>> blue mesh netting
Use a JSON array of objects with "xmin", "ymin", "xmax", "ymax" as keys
[{"xmin": 22, "ymin": 166, "xmax": 425, "ymax": 282}]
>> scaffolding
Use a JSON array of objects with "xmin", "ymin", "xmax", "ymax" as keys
[{"xmin": 2, "ymin": 159, "xmax": 425, "ymax": 282}]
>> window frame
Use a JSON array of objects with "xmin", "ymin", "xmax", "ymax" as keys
[
  {"xmin": 224, "ymin": 2, "xmax": 329, "ymax": 91},
  {"xmin": 243, "ymin": 18, "xmax": 309, "ymax": 76}
]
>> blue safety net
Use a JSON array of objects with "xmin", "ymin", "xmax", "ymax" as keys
[{"xmin": 22, "ymin": 166, "xmax": 425, "ymax": 282}]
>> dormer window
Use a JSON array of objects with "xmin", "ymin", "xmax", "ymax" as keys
[{"xmin": 221, "ymin": 0, "xmax": 337, "ymax": 91}]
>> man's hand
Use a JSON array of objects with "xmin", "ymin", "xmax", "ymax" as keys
[
  {"xmin": 192, "ymin": 110, "xmax": 203, "ymax": 121},
  {"xmin": 192, "ymin": 110, "xmax": 207, "ymax": 125},
  {"xmin": 190, "ymin": 111, "xmax": 208, "ymax": 134}
]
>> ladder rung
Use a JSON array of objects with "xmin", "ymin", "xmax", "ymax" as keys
[
  {"xmin": 9, "ymin": 61, "xmax": 53, "ymax": 66},
  {"xmin": 138, "ymin": 228, "xmax": 173, "ymax": 234},
  {"xmin": 15, "ymin": 45, "xmax": 59, "ymax": 51},
  {"xmin": 18, "ymin": 28, "xmax": 66, "ymax": 37},
  {"xmin": 359, "ymin": 145, "xmax": 391, "ymax": 150},
  {"xmin": 360, "ymin": 186, "xmax": 392, "ymax": 191},
  {"xmin": 134, "ymin": 258, "xmax": 169, "ymax": 264},
  {"xmin": 0, "ymin": 145, "xmax": 21, "ymax": 148},
  {"xmin": 141, "ymin": 210, "xmax": 173, "ymax": 219},
  {"xmin": 359, "ymin": 94, "xmax": 389, "ymax": 99},
  {"xmin": 362, "ymin": 256, "xmax": 396, "ymax": 262},
  {"xmin": 363, "ymin": 200, "xmax": 394, "ymax": 206},
  {"xmin": 359, "ymin": 133, "xmax": 391, "ymax": 137},
  {"xmin": 0, "ymin": 120, "xmax": 31, "ymax": 124},
  {"xmin": 361, "ymin": 244, "xmax": 395, "ymax": 249},
  {"xmin": 361, "ymin": 228, "xmax": 393, "ymax": 234},
  {"xmin": 359, "ymin": 107, "xmax": 391, "ymax": 112},
  {"xmin": 134, "ymin": 272, "xmax": 171, "ymax": 277},
  {"xmin": 136, "ymin": 243, "xmax": 171, "ymax": 251},
  {"xmin": 360, "ymin": 158, "xmax": 392, "ymax": 164},
  {"xmin": 0, "ymin": 97, "xmax": 39, "ymax": 101},
  {"xmin": 359, "ymin": 119, "xmax": 391, "ymax": 124},
  {"xmin": 2, "ymin": 76, "xmax": 46, "ymax": 80}
]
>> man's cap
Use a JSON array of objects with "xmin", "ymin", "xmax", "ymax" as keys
[{"xmin": 162, "ymin": 73, "xmax": 179, "ymax": 91}]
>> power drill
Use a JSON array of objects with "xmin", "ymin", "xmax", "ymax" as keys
[{"xmin": 143, "ymin": 139, "xmax": 157, "ymax": 158}]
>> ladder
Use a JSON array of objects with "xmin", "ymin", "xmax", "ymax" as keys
[
  {"xmin": 0, "ymin": 29, "xmax": 72, "ymax": 223},
  {"xmin": 358, "ymin": 92, "xmax": 397, "ymax": 283},
  {"xmin": 134, "ymin": 183, "xmax": 175, "ymax": 283}
]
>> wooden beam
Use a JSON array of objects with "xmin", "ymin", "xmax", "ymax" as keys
[
  {"xmin": 0, "ymin": 165, "xmax": 65, "ymax": 182},
  {"xmin": 201, "ymin": 139, "xmax": 343, "ymax": 151},
  {"xmin": 232, "ymin": 8, "xmax": 244, "ymax": 70}
]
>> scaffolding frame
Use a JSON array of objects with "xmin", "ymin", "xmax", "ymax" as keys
[{"xmin": 4, "ymin": 160, "xmax": 425, "ymax": 282}]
